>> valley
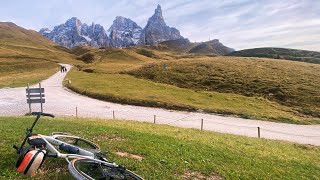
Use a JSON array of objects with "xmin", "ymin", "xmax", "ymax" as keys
[{"xmin": 1, "ymin": 2, "xmax": 320, "ymax": 179}]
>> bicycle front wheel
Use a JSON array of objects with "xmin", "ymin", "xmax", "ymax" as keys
[{"xmin": 68, "ymin": 159, "xmax": 143, "ymax": 180}]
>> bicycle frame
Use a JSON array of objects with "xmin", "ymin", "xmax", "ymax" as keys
[
  {"xmin": 35, "ymin": 134, "xmax": 118, "ymax": 167},
  {"xmin": 14, "ymin": 112, "xmax": 118, "ymax": 168}
]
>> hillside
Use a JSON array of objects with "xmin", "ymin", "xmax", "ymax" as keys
[
  {"xmin": 1, "ymin": 117, "xmax": 319, "ymax": 179},
  {"xmin": 144, "ymin": 38, "xmax": 234, "ymax": 55},
  {"xmin": 228, "ymin": 47, "xmax": 320, "ymax": 64},
  {"xmin": 0, "ymin": 22, "xmax": 77, "ymax": 63},
  {"xmin": 64, "ymin": 47, "xmax": 319, "ymax": 124},
  {"xmin": 128, "ymin": 57, "xmax": 320, "ymax": 119},
  {"xmin": 72, "ymin": 47, "xmax": 155, "ymax": 74},
  {"xmin": 0, "ymin": 22, "xmax": 79, "ymax": 87}
]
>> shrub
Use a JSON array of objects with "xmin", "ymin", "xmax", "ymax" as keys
[
  {"xmin": 78, "ymin": 52, "xmax": 95, "ymax": 63},
  {"xmin": 136, "ymin": 49, "xmax": 157, "ymax": 58}
]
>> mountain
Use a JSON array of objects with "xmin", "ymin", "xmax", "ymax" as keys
[
  {"xmin": 38, "ymin": 4, "xmax": 235, "ymax": 52},
  {"xmin": 39, "ymin": 5, "xmax": 183, "ymax": 49},
  {"xmin": 139, "ymin": 5, "xmax": 183, "ymax": 45},
  {"xmin": 108, "ymin": 16, "xmax": 142, "ymax": 48},
  {"xmin": 189, "ymin": 39, "xmax": 235, "ymax": 55},
  {"xmin": 228, "ymin": 47, "xmax": 320, "ymax": 64},
  {"xmin": 40, "ymin": 17, "xmax": 109, "ymax": 48},
  {"xmin": 147, "ymin": 38, "xmax": 234, "ymax": 55}
]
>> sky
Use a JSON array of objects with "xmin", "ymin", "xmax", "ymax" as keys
[{"xmin": 0, "ymin": 0, "xmax": 319, "ymax": 51}]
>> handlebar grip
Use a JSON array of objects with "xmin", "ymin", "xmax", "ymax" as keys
[{"xmin": 31, "ymin": 112, "xmax": 55, "ymax": 118}]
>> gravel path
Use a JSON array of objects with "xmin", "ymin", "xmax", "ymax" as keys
[{"xmin": 1, "ymin": 64, "xmax": 320, "ymax": 146}]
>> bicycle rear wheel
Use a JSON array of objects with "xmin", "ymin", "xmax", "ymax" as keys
[{"xmin": 68, "ymin": 159, "xmax": 143, "ymax": 180}]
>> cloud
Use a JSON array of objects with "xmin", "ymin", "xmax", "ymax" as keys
[{"xmin": 0, "ymin": 0, "xmax": 319, "ymax": 51}]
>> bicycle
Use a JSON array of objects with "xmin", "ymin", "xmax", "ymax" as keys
[{"xmin": 13, "ymin": 112, "xmax": 144, "ymax": 180}]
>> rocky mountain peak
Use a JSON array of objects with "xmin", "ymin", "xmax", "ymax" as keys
[
  {"xmin": 65, "ymin": 17, "xmax": 82, "ymax": 28},
  {"xmin": 139, "ymin": 4, "xmax": 183, "ymax": 45},
  {"xmin": 108, "ymin": 16, "xmax": 142, "ymax": 48},
  {"xmin": 39, "ymin": 5, "xmax": 233, "ymax": 51},
  {"xmin": 110, "ymin": 16, "xmax": 141, "ymax": 31},
  {"xmin": 155, "ymin": 4, "xmax": 162, "ymax": 17},
  {"xmin": 39, "ymin": 28, "xmax": 51, "ymax": 35},
  {"xmin": 40, "ymin": 17, "xmax": 109, "ymax": 48},
  {"xmin": 148, "ymin": 4, "xmax": 165, "ymax": 25}
]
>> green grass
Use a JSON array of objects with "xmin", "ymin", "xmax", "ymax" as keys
[
  {"xmin": 0, "ymin": 58, "xmax": 59, "ymax": 88},
  {"xmin": 128, "ymin": 57, "xmax": 320, "ymax": 119},
  {"xmin": 65, "ymin": 70, "xmax": 313, "ymax": 124},
  {"xmin": 1, "ymin": 117, "xmax": 319, "ymax": 179}
]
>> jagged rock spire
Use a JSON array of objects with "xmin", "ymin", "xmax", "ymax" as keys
[
  {"xmin": 138, "ymin": 4, "xmax": 183, "ymax": 45},
  {"xmin": 155, "ymin": 4, "xmax": 162, "ymax": 16},
  {"xmin": 148, "ymin": 4, "xmax": 165, "ymax": 25}
]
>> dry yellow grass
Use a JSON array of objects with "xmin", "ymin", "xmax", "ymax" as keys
[{"xmin": 0, "ymin": 58, "xmax": 58, "ymax": 88}]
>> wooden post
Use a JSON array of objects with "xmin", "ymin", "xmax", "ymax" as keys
[
  {"xmin": 258, "ymin": 127, "xmax": 261, "ymax": 138},
  {"xmin": 76, "ymin": 107, "xmax": 78, "ymax": 118},
  {"xmin": 27, "ymin": 83, "xmax": 31, "ymax": 114},
  {"xmin": 201, "ymin": 119, "xmax": 204, "ymax": 131},
  {"xmin": 39, "ymin": 83, "xmax": 43, "ymax": 113},
  {"xmin": 113, "ymin": 111, "xmax": 115, "ymax": 119},
  {"xmin": 154, "ymin": 115, "xmax": 156, "ymax": 124}
]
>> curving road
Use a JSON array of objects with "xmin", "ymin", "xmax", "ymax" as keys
[{"xmin": 1, "ymin": 64, "xmax": 320, "ymax": 146}]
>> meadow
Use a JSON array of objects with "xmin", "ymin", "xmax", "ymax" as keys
[
  {"xmin": 1, "ymin": 116, "xmax": 319, "ymax": 179},
  {"xmin": 0, "ymin": 58, "xmax": 58, "ymax": 88},
  {"xmin": 66, "ymin": 48, "xmax": 320, "ymax": 124}
]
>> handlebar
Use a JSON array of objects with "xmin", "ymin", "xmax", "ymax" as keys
[{"xmin": 31, "ymin": 112, "xmax": 55, "ymax": 118}]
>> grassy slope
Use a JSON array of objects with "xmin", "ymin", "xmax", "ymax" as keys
[
  {"xmin": 0, "ymin": 22, "xmax": 77, "ymax": 64},
  {"xmin": 228, "ymin": 47, "xmax": 320, "ymax": 64},
  {"xmin": 128, "ymin": 57, "xmax": 320, "ymax": 119},
  {"xmin": 74, "ymin": 48, "xmax": 155, "ymax": 74},
  {"xmin": 66, "ymin": 70, "xmax": 309, "ymax": 124},
  {"xmin": 0, "ymin": 58, "xmax": 58, "ymax": 88},
  {"xmin": 67, "ymin": 49, "xmax": 319, "ymax": 124},
  {"xmin": 0, "ymin": 22, "xmax": 79, "ymax": 87},
  {"xmin": 1, "ymin": 117, "xmax": 319, "ymax": 179}
]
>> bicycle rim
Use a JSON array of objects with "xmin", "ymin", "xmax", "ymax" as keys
[{"xmin": 68, "ymin": 159, "xmax": 143, "ymax": 180}]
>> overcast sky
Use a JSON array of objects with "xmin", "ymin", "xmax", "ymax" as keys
[{"xmin": 1, "ymin": 0, "xmax": 319, "ymax": 51}]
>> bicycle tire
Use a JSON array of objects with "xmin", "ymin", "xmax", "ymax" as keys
[{"xmin": 68, "ymin": 159, "xmax": 143, "ymax": 180}]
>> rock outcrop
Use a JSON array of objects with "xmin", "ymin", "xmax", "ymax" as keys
[
  {"xmin": 138, "ymin": 5, "xmax": 183, "ymax": 45},
  {"xmin": 40, "ymin": 17, "xmax": 109, "ymax": 48},
  {"xmin": 108, "ymin": 16, "xmax": 142, "ymax": 48}
]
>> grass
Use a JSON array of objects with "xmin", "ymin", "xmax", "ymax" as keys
[
  {"xmin": 0, "ymin": 22, "xmax": 80, "ymax": 87},
  {"xmin": 128, "ymin": 57, "xmax": 320, "ymax": 119},
  {"xmin": 0, "ymin": 22, "xmax": 80, "ymax": 65},
  {"xmin": 228, "ymin": 47, "xmax": 320, "ymax": 64},
  {"xmin": 0, "ymin": 116, "xmax": 319, "ymax": 179},
  {"xmin": 65, "ymin": 69, "xmax": 313, "ymax": 124},
  {"xmin": 75, "ymin": 48, "xmax": 154, "ymax": 74},
  {"xmin": 0, "ymin": 58, "xmax": 59, "ymax": 88}
]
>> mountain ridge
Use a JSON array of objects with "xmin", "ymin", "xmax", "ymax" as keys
[
  {"xmin": 228, "ymin": 47, "xmax": 320, "ymax": 64},
  {"xmin": 38, "ymin": 4, "xmax": 232, "ymax": 53}
]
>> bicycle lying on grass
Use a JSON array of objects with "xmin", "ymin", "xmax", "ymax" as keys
[{"xmin": 13, "ymin": 112, "xmax": 143, "ymax": 180}]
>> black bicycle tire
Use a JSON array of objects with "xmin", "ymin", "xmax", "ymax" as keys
[{"xmin": 68, "ymin": 158, "xmax": 143, "ymax": 180}]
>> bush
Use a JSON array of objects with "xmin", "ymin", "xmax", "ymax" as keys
[
  {"xmin": 136, "ymin": 49, "xmax": 157, "ymax": 58},
  {"xmin": 78, "ymin": 52, "xmax": 95, "ymax": 63}
]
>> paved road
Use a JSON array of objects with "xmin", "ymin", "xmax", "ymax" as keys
[{"xmin": 1, "ymin": 64, "xmax": 320, "ymax": 146}]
